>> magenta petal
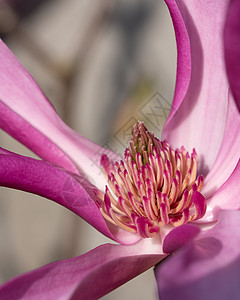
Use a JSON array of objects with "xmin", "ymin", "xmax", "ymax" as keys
[
  {"xmin": 224, "ymin": 0, "xmax": 240, "ymax": 112},
  {"xmin": 155, "ymin": 210, "xmax": 240, "ymax": 300},
  {"xmin": 0, "ymin": 40, "xmax": 120, "ymax": 189},
  {"xmin": 163, "ymin": 224, "xmax": 200, "ymax": 253},
  {"xmin": 0, "ymin": 148, "xmax": 140, "ymax": 244},
  {"xmin": 163, "ymin": 0, "xmax": 230, "ymax": 173},
  {"xmin": 0, "ymin": 240, "xmax": 165, "ymax": 300},
  {"xmin": 192, "ymin": 191, "xmax": 206, "ymax": 220},
  {"xmin": 0, "ymin": 148, "xmax": 111, "ymax": 239}
]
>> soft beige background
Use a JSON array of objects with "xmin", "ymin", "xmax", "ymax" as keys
[{"xmin": 0, "ymin": 0, "xmax": 176, "ymax": 299}]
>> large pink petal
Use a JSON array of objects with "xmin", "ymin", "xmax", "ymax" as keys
[
  {"xmin": 0, "ymin": 148, "xmax": 140, "ymax": 244},
  {"xmin": 224, "ymin": 0, "xmax": 240, "ymax": 112},
  {"xmin": 0, "ymin": 239, "xmax": 165, "ymax": 300},
  {"xmin": 163, "ymin": 0, "xmax": 231, "ymax": 174},
  {"xmin": 155, "ymin": 210, "xmax": 240, "ymax": 300},
  {"xmin": 0, "ymin": 40, "xmax": 120, "ymax": 190}
]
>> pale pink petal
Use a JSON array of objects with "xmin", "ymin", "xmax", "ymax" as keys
[
  {"xmin": 0, "ymin": 101, "xmax": 78, "ymax": 173},
  {"xmin": 163, "ymin": 0, "xmax": 230, "ymax": 174},
  {"xmin": 155, "ymin": 210, "xmax": 240, "ymax": 300},
  {"xmin": 0, "ymin": 239, "xmax": 165, "ymax": 300},
  {"xmin": 224, "ymin": 0, "xmax": 240, "ymax": 112},
  {"xmin": 0, "ymin": 40, "xmax": 120, "ymax": 190},
  {"xmin": 203, "ymin": 93, "xmax": 240, "ymax": 198},
  {"xmin": 0, "ymin": 148, "xmax": 140, "ymax": 244},
  {"xmin": 204, "ymin": 160, "xmax": 240, "ymax": 222}
]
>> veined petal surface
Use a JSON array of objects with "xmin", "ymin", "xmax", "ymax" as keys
[
  {"xmin": 163, "ymin": 0, "xmax": 231, "ymax": 175},
  {"xmin": 203, "ymin": 93, "xmax": 240, "ymax": 198}
]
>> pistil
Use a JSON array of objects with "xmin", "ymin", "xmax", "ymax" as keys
[{"xmin": 97, "ymin": 122, "xmax": 206, "ymax": 238}]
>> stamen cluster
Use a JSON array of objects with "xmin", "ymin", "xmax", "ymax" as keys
[{"xmin": 97, "ymin": 122, "xmax": 206, "ymax": 238}]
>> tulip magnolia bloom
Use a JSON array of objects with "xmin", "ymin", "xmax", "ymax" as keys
[{"xmin": 0, "ymin": 0, "xmax": 240, "ymax": 299}]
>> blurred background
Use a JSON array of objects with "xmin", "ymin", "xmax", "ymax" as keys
[{"xmin": 0, "ymin": 0, "xmax": 176, "ymax": 299}]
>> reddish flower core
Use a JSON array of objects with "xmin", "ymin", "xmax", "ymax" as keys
[{"xmin": 97, "ymin": 122, "xmax": 206, "ymax": 238}]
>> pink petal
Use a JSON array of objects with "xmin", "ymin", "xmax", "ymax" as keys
[
  {"xmin": 155, "ymin": 210, "xmax": 240, "ymax": 300},
  {"xmin": 224, "ymin": 0, "xmax": 240, "ymax": 112},
  {"xmin": 163, "ymin": 0, "xmax": 231, "ymax": 174},
  {"xmin": 203, "ymin": 93, "xmax": 240, "ymax": 198},
  {"xmin": 0, "ymin": 100, "xmax": 78, "ymax": 174},
  {"xmin": 0, "ymin": 40, "xmax": 120, "ymax": 190},
  {"xmin": 205, "ymin": 159, "xmax": 240, "ymax": 221},
  {"xmin": 0, "ymin": 239, "xmax": 165, "ymax": 300},
  {"xmin": 0, "ymin": 148, "xmax": 140, "ymax": 244}
]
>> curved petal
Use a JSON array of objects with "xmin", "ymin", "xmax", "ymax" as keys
[
  {"xmin": 0, "ymin": 239, "xmax": 165, "ymax": 300},
  {"xmin": 0, "ymin": 39, "xmax": 120, "ymax": 190},
  {"xmin": 163, "ymin": 0, "xmax": 231, "ymax": 174},
  {"xmin": 203, "ymin": 93, "xmax": 240, "ymax": 198},
  {"xmin": 155, "ymin": 210, "xmax": 240, "ymax": 300},
  {"xmin": 0, "ymin": 148, "xmax": 140, "ymax": 244},
  {"xmin": 224, "ymin": 0, "xmax": 240, "ymax": 112},
  {"xmin": 163, "ymin": 0, "xmax": 191, "ymax": 121}
]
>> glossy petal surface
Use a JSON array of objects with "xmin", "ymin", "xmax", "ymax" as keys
[
  {"xmin": 0, "ymin": 239, "xmax": 165, "ymax": 300},
  {"xmin": 163, "ymin": 0, "xmax": 230, "ymax": 175},
  {"xmin": 155, "ymin": 210, "xmax": 240, "ymax": 300}
]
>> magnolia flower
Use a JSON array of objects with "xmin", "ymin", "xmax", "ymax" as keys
[{"xmin": 0, "ymin": 1, "xmax": 240, "ymax": 300}]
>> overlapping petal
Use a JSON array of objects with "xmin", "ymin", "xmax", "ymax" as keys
[
  {"xmin": 0, "ymin": 239, "xmax": 165, "ymax": 300},
  {"xmin": 224, "ymin": 0, "xmax": 240, "ymax": 112},
  {"xmin": 163, "ymin": 0, "xmax": 231, "ymax": 176},
  {"xmin": 0, "ymin": 40, "xmax": 120, "ymax": 190},
  {"xmin": 155, "ymin": 210, "xmax": 240, "ymax": 300},
  {"xmin": 0, "ymin": 148, "xmax": 140, "ymax": 244}
]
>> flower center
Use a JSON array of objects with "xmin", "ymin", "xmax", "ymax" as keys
[{"xmin": 96, "ymin": 121, "xmax": 206, "ymax": 238}]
